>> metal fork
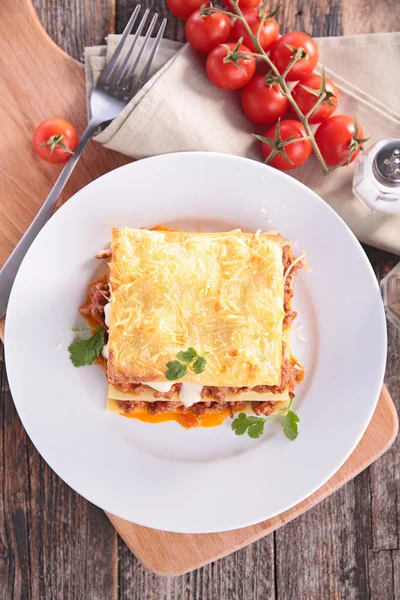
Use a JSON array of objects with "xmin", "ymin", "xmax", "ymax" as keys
[{"xmin": 0, "ymin": 6, "xmax": 167, "ymax": 317}]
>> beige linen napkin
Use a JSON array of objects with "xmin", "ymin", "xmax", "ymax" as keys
[{"xmin": 85, "ymin": 32, "xmax": 400, "ymax": 254}]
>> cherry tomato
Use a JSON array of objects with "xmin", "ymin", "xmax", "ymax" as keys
[
  {"xmin": 206, "ymin": 42, "xmax": 256, "ymax": 90},
  {"xmin": 291, "ymin": 73, "xmax": 338, "ymax": 124},
  {"xmin": 269, "ymin": 32, "xmax": 319, "ymax": 81},
  {"xmin": 33, "ymin": 118, "xmax": 78, "ymax": 164},
  {"xmin": 260, "ymin": 120, "xmax": 312, "ymax": 170},
  {"xmin": 185, "ymin": 10, "xmax": 231, "ymax": 53},
  {"xmin": 314, "ymin": 115, "xmax": 365, "ymax": 167},
  {"xmin": 166, "ymin": 0, "xmax": 204, "ymax": 20},
  {"xmin": 231, "ymin": 9, "xmax": 279, "ymax": 52},
  {"xmin": 241, "ymin": 76, "xmax": 289, "ymax": 124},
  {"xmin": 222, "ymin": 0, "xmax": 260, "ymax": 9}
]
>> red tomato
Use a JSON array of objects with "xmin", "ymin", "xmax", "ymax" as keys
[
  {"xmin": 206, "ymin": 42, "xmax": 256, "ymax": 90},
  {"xmin": 33, "ymin": 118, "xmax": 78, "ymax": 164},
  {"xmin": 166, "ymin": 0, "xmax": 204, "ymax": 20},
  {"xmin": 269, "ymin": 32, "xmax": 319, "ymax": 81},
  {"xmin": 260, "ymin": 120, "xmax": 312, "ymax": 170},
  {"xmin": 185, "ymin": 10, "xmax": 231, "ymax": 53},
  {"xmin": 241, "ymin": 76, "xmax": 289, "ymax": 124},
  {"xmin": 292, "ymin": 73, "xmax": 338, "ymax": 124},
  {"xmin": 231, "ymin": 9, "xmax": 279, "ymax": 52},
  {"xmin": 222, "ymin": 0, "xmax": 260, "ymax": 9},
  {"xmin": 314, "ymin": 115, "xmax": 365, "ymax": 167}
]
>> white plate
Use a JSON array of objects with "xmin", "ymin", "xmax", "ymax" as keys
[{"xmin": 5, "ymin": 153, "xmax": 386, "ymax": 533}]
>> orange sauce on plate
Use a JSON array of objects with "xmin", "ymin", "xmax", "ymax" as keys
[
  {"xmin": 122, "ymin": 408, "xmax": 233, "ymax": 429},
  {"xmin": 290, "ymin": 356, "xmax": 305, "ymax": 384}
]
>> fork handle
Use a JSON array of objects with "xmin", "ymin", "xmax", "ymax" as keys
[{"xmin": 0, "ymin": 118, "xmax": 101, "ymax": 319}]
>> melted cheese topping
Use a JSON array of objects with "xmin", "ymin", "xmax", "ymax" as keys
[{"xmin": 107, "ymin": 228, "xmax": 285, "ymax": 388}]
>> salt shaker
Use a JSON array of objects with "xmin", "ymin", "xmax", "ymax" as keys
[
  {"xmin": 353, "ymin": 140, "xmax": 400, "ymax": 329},
  {"xmin": 353, "ymin": 139, "xmax": 400, "ymax": 213}
]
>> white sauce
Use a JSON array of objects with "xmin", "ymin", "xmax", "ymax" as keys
[
  {"xmin": 141, "ymin": 382, "xmax": 204, "ymax": 406},
  {"xmin": 179, "ymin": 383, "xmax": 203, "ymax": 407},
  {"xmin": 104, "ymin": 303, "xmax": 111, "ymax": 328},
  {"xmin": 144, "ymin": 382, "xmax": 173, "ymax": 393},
  {"xmin": 101, "ymin": 344, "xmax": 108, "ymax": 359}
]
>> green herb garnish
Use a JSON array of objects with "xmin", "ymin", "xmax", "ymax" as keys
[
  {"xmin": 165, "ymin": 348, "xmax": 207, "ymax": 380},
  {"xmin": 165, "ymin": 361, "xmax": 187, "ymax": 380},
  {"xmin": 282, "ymin": 409, "xmax": 300, "ymax": 441},
  {"xmin": 232, "ymin": 413, "xmax": 267, "ymax": 438},
  {"xmin": 231, "ymin": 401, "xmax": 300, "ymax": 441},
  {"xmin": 68, "ymin": 326, "xmax": 105, "ymax": 367},
  {"xmin": 193, "ymin": 355, "xmax": 206, "ymax": 374},
  {"xmin": 176, "ymin": 348, "xmax": 198, "ymax": 363}
]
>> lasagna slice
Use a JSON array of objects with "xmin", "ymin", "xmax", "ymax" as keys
[{"xmin": 79, "ymin": 227, "xmax": 304, "ymax": 428}]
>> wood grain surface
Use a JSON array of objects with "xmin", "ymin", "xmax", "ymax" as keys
[
  {"xmin": 106, "ymin": 386, "xmax": 397, "ymax": 576},
  {"xmin": 1, "ymin": 0, "xmax": 400, "ymax": 598},
  {"xmin": 0, "ymin": 0, "xmax": 130, "ymax": 267}
]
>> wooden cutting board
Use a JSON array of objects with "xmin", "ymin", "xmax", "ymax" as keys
[
  {"xmin": 1, "ymin": 0, "xmax": 398, "ymax": 577},
  {"xmin": 0, "ymin": 0, "xmax": 130, "ymax": 279},
  {"xmin": 107, "ymin": 386, "xmax": 397, "ymax": 575}
]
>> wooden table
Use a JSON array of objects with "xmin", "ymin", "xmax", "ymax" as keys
[{"xmin": 1, "ymin": 1, "xmax": 399, "ymax": 598}]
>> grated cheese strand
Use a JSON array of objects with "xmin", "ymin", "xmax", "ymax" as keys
[{"xmin": 283, "ymin": 252, "xmax": 307, "ymax": 284}]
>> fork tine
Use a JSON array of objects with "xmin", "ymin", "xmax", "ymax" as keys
[
  {"xmin": 119, "ymin": 12, "xmax": 159, "ymax": 90},
  {"xmin": 115, "ymin": 8, "xmax": 150, "ymax": 86},
  {"xmin": 129, "ymin": 18, "xmax": 167, "ymax": 96},
  {"xmin": 99, "ymin": 4, "xmax": 141, "ymax": 82}
]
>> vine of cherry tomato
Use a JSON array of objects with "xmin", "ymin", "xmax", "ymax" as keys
[
  {"xmin": 269, "ymin": 32, "xmax": 319, "ymax": 81},
  {"xmin": 185, "ymin": 10, "xmax": 231, "ymax": 53},
  {"xmin": 165, "ymin": 2, "xmax": 366, "ymax": 172},
  {"xmin": 314, "ymin": 116, "xmax": 365, "ymax": 167},
  {"xmin": 241, "ymin": 77, "xmax": 289, "ymax": 125},
  {"xmin": 260, "ymin": 120, "xmax": 312, "ymax": 170},
  {"xmin": 230, "ymin": 9, "xmax": 279, "ymax": 52},
  {"xmin": 291, "ymin": 74, "xmax": 339, "ymax": 124},
  {"xmin": 206, "ymin": 42, "xmax": 255, "ymax": 90}
]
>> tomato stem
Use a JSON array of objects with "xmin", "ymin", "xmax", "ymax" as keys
[
  {"xmin": 39, "ymin": 134, "xmax": 74, "ymax": 155},
  {"xmin": 224, "ymin": 0, "xmax": 330, "ymax": 174},
  {"xmin": 200, "ymin": 1, "xmax": 220, "ymax": 16},
  {"xmin": 304, "ymin": 92, "xmax": 326, "ymax": 120},
  {"xmin": 221, "ymin": 38, "xmax": 251, "ymax": 73}
]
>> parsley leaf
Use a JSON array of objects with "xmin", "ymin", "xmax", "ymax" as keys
[
  {"xmin": 68, "ymin": 327, "xmax": 105, "ymax": 367},
  {"xmin": 165, "ymin": 348, "xmax": 208, "ymax": 379},
  {"xmin": 177, "ymin": 348, "xmax": 198, "ymax": 363},
  {"xmin": 282, "ymin": 410, "xmax": 300, "ymax": 441},
  {"xmin": 193, "ymin": 356, "xmax": 206, "ymax": 374},
  {"xmin": 232, "ymin": 406, "xmax": 300, "ymax": 442},
  {"xmin": 248, "ymin": 421, "xmax": 266, "ymax": 439},
  {"xmin": 232, "ymin": 413, "xmax": 266, "ymax": 437},
  {"xmin": 165, "ymin": 360, "xmax": 187, "ymax": 380},
  {"xmin": 231, "ymin": 413, "xmax": 249, "ymax": 435}
]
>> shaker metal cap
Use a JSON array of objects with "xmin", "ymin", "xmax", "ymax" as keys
[{"xmin": 373, "ymin": 140, "xmax": 400, "ymax": 186}]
